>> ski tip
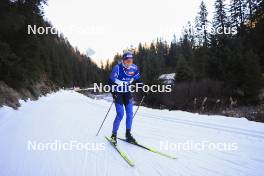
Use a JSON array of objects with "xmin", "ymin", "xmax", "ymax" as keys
[
  {"xmin": 127, "ymin": 161, "xmax": 135, "ymax": 167},
  {"xmin": 165, "ymin": 155, "xmax": 177, "ymax": 159},
  {"xmin": 106, "ymin": 136, "xmax": 135, "ymax": 167}
]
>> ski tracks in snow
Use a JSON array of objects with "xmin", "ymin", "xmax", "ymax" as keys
[{"xmin": 0, "ymin": 90, "xmax": 264, "ymax": 176}]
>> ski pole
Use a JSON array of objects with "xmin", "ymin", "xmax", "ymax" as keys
[
  {"xmin": 133, "ymin": 95, "xmax": 145, "ymax": 118},
  {"xmin": 96, "ymin": 100, "xmax": 114, "ymax": 136}
]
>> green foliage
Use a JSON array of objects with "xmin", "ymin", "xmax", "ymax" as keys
[
  {"xmin": 176, "ymin": 54, "xmax": 193, "ymax": 82},
  {"xmin": 0, "ymin": 0, "xmax": 103, "ymax": 90},
  {"xmin": 110, "ymin": 0, "xmax": 264, "ymax": 106}
]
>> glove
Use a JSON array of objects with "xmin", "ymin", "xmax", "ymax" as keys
[
  {"xmin": 114, "ymin": 79, "xmax": 130, "ymax": 86},
  {"xmin": 122, "ymin": 81, "xmax": 130, "ymax": 86}
]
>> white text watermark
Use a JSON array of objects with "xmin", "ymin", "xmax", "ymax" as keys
[
  {"xmin": 160, "ymin": 140, "xmax": 238, "ymax": 152},
  {"xmin": 27, "ymin": 140, "xmax": 105, "ymax": 151}
]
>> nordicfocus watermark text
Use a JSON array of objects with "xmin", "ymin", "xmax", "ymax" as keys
[
  {"xmin": 27, "ymin": 140, "xmax": 105, "ymax": 151},
  {"xmin": 27, "ymin": 25, "xmax": 105, "ymax": 35},
  {"xmin": 160, "ymin": 140, "xmax": 238, "ymax": 152},
  {"xmin": 87, "ymin": 83, "xmax": 172, "ymax": 93}
]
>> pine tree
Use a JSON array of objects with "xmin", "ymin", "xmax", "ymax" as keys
[
  {"xmin": 195, "ymin": 1, "xmax": 209, "ymax": 46},
  {"xmin": 214, "ymin": 0, "xmax": 228, "ymax": 32},
  {"xmin": 175, "ymin": 54, "xmax": 193, "ymax": 82},
  {"xmin": 230, "ymin": 0, "xmax": 247, "ymax": 30},
  {"xmin": 167, "ymin": 36, "xmax": 178, "ymax": 67}
]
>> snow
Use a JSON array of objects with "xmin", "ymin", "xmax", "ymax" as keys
[
  {"xmin": 0, "ymin": 90, "xmax": 264, "ymax": 176},
  {"xmin": 158, "ymin": 73, "xmax": 176, "ymax": 80},
  {"xmin": 158, "ymin": 73, "xmax": 176, "ymax": 84}
]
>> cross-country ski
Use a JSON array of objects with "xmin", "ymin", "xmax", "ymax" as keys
[
  {"xmin": 118, "ymin": 138, "xmax": 177, "ymax": 159},
  {"xmin": 105, "ymin": 136, "xmax": 135, "ymax": 167},
  {"xmin": 1, "ymin": 0, "xmax": 264, "ymax": 175}
]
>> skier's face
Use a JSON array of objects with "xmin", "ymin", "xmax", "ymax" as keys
[{"xmin": 123, "ymin": 58, "xmax": 133, "ymax": 67}]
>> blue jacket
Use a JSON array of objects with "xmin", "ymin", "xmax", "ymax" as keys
[{"xmin": 109, "ymin": 63, "xmax": 142, "ymax": 92}]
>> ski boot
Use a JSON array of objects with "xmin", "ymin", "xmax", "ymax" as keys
[
  {"xmin": 111, "ymin": 133, "xmax": 117, "ymax": 145},
  {"xmin": 126, "ymin": 129, "xmax": 137, "ymax": 144}
]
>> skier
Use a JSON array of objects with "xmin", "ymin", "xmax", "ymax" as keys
[{"xmin": 108, "ymin": 51, "xmax": 143, "ymax": 144}]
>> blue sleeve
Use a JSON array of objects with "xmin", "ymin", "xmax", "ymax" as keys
[
  {"xmin": 109, "ymin": 65, "xmax": 119, "ymax": 83},
  {"xmin": 133, "ymin": 66, "xmax": 141, "ymax": 81},
  {"xmin": 134, "ymin": 70, "xmax": 143, "ymax": 91}
]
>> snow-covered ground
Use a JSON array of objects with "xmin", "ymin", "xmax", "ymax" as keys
[{"xmin": 0, "ymin": 90, "xmax": 264, "ymax": 176}]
